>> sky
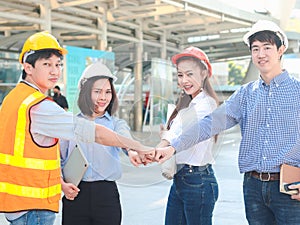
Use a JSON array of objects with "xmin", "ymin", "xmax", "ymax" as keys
[{"xmin": 219, "ymin": 0, "xmax": 299, "ymax": 31}]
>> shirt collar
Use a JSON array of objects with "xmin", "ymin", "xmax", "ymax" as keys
[
  {"xmin": 21, "ymin": 80, "xmax": 42, "ymax": 92},
  {"xmin": 78, "ymin": 111, "xmax": 112, "ymax": 121},
  {"xmin": 260, "ymin": 70, "xmax": 289, "ymax": 87},
  {"xmin": 272, "ymin": 70, "xmax": 288, "ymax": 86},
  {"xmin": 102, "ymin": 111, "xmax": 112, "ymax": 120},
  {"xmin": 190, "ymin": 91, "xmax": 206, "ymax": 105}
]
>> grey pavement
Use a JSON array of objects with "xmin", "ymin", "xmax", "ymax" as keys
[{"xmin": 0, "ymin": 126, "xmax": 247, "ymax": 225}]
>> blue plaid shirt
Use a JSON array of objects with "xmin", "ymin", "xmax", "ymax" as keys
[{"xmin": 170, "ymin": 70, "xmax": 300, "ymax": 173}]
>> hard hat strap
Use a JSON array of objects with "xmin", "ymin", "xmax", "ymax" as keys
[
  {"xmin": 23, "ymin": 50, "xmax": 35, "ymax": 63},
  {"xmin": 275, "ymin": 31, "xmax": 285, "ymax": 46}
]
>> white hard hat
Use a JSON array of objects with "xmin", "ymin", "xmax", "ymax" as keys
[
  {"xmin": 243, "ymin": 20, "xmax": 288, "ymax": 52},
  {"xmin": 78, "ymin": 62, "xmax": 117, "ymax": 89}
]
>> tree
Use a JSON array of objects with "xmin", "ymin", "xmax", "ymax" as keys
[{"xmin": 228, "ymin": 61, "xmax": 246, "ymax": 85}]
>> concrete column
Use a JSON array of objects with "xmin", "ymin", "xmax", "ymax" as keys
[
  {"xmin": 242, "ymin": 60, "xmax": 259, "ymax": 84},
  {"xmin": 40, "ymin": 1, "xmax": 52, "ymax": 96},
  {"xmin": 40, "ymin": 0, "xmax": 51, "ymax": 32},
  {"xmin": 161, "ymin": 30, "xmax": 167, "ymax": 59},
  {"xmin": 133, "ymin": 21, "xmax": 143, "ymax": 132},
  {"xmin": 96, "ymin": 16, "xmax": 107, "ymax": 51}
]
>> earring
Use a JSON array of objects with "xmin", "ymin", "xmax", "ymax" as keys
[{"xmin": 181, "ymin": 89, "xmax": 185, "ymax": 97}]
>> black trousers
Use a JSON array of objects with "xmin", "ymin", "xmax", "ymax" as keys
[{"xmin": 62, "ymin": 180, "xmax": 121, "ymax": 225}]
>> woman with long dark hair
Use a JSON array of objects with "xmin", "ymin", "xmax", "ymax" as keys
[{"xmin": 159, "ymin": 46, "xmax": 219, "ymax": 225}]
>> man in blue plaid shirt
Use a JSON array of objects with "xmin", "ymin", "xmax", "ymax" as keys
[{"xmin": 155, "ymin": 20, "xmax": 300, "ymax": 225}]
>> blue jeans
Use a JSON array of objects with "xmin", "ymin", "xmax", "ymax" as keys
[
  {"xmin": 7, "ymin": 210, "xmax": 56, "ymax": 225},
  {"xmin": 165, "ymin": 164, "xmax": 218, "ymax": 225},
  {"xmin": 243, "ymin": 173, "xmax": 300, "ymax": 225}
]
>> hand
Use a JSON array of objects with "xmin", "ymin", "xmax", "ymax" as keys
[
  {"xmin": 154, "ymin": 146, "xmax": 175, "ymax": 163},
  {"xmin": 141, "ymin": 150, "xmax": 156, "ymax": 164},
  {"xmin": 61, "ymin": 178, "xmax": 80, "ymax": 201},
  {"xmin": 289, "ymin": 184, "xmax": 300, "ymax": 201},
  {"xmin": 128, "ymin": 150, "xmax": 143, "ymax": 166}
]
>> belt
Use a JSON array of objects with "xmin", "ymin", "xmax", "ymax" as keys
[
  {"xmin": 248, "ymin": 171, "xmax": 280, "ymax": 181},
  {"xmin": 177, "ymin": 164, "xmax": 210, "ymax": 172}
]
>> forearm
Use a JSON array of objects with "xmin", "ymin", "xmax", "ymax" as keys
[
  {"xmin": 171, "ymin": 105, "xmax": 231, "ymax": 152},
  {"xmin": 95, "ymin": 124, "xmax": 150, "ymax": 151},
  {"xmin": 61, "ymin": 177, "xmax": 67, "ymax": 191},
  {"xmin": 156, "ymin": 139, "xmax": 170, "ymax": 148}
]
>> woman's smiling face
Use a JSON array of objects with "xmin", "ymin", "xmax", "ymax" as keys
[
  {"xmin": 176, "ymin": 59, "xmax": 206, "ymax": 98},
  {"xmin": 91, "ymin": 78, "xmax": 112, "ymax": 116}
]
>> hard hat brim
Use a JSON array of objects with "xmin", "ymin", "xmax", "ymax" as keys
[{"xmin": 171, "ymin": 52, "xmax": 212, "ymax": 77}]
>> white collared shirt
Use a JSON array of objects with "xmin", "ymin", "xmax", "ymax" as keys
[{"xmin": 164, "ymin": 92, "xmax": 217, "ymax": 166}]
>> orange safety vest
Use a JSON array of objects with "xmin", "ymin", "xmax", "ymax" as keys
[{"xmin": 0, "ymin": 82, "xmax": 61, "ymax": 212}]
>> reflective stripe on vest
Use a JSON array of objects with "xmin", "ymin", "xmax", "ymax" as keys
[{"xmin": 0, "ymin": 182, "xmax": 60, "ymax": 199}]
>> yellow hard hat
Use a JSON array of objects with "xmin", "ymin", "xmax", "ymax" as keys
[{"xmin": 19, "ymin": 31, "xmax": 68, "ymax": 63}]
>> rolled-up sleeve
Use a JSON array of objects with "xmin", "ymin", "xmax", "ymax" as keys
[{"xmin": 30, "ymin": 99, "xmax": 95, "ymax": 143}]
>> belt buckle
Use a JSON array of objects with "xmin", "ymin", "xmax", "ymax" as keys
[{"xmin": 259, "ymin": 172, "xmax": 270, "ymax": 181}]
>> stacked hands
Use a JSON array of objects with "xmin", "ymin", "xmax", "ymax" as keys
[
  {"xmin": 128, "ymin": 146, "xmax": 174, "ymax": 167},
  {"xmin": 128, "ymin": 124, "xmax": 175, "ymax": 167}
]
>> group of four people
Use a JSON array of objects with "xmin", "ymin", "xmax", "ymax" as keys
[{"xmin": 0, "ymin": 19, "xmax": 300, "ymax": 225}]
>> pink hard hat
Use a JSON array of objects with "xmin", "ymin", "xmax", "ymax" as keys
[{"xmin": 171, "ymin": 46, "xmax": 212, "ymax": 77}]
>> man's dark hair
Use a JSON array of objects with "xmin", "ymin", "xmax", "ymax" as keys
[
  {"xmin": 21, "ymin": 49, "xmax": 63, "ymax": 79},
  {"xmin": 54, "ymin": 85, "xmax": 60, "ymax": 91},
  {"xmin": 248, "ymin": 30, "xmax": 283, "ymax": 51},
  {"xmin": 77, "ymin": 76, "xmax": 118, "ymax": 117}
]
